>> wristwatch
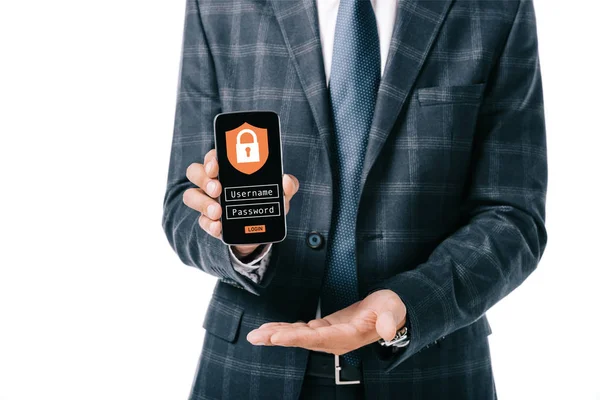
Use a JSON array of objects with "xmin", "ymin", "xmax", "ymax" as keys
[{"xmin": 378, "ymin": 325, "xmax": 410, "ymax": 348}]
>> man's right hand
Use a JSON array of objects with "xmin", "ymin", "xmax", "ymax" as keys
[{"xmin": 183, "ymin": 149, "xmax": 300, "ymax": 258}]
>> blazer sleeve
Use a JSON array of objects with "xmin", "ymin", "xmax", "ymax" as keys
[
  {"xmin": 366, "ymin": 0, "xmax": 548, "ymax": 371},
  {"xmin": 161, "ymin": 0, "xmax": 279, "ymax": 295},
  {"xmin": 230, "ymin": 244, "xmax": 273, "ymax": 283}
]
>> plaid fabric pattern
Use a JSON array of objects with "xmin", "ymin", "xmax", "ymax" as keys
[{"xmin": 162, "ymin": 0, "xmax": 547, "ymax": 399}]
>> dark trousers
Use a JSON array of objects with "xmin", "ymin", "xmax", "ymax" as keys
[
  {"xmin": 299, "ymin": 351, "xmax": 365, "ymax": 399},
  {"xmin": 299, "ymin": 375, "xmax": 365, "ymax": 399}
]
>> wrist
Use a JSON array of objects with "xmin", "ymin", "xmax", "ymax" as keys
[{"xmin": 231, "ymin": 244, "xmax": 261, "ymax": 261}]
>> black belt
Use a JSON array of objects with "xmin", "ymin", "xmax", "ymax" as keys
[{"xmin": 305, "ymin": 351, "xmax": 362, "ymax": 385}]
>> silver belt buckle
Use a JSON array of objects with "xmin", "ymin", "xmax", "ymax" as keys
[{"xmin": 334, "ymin": 354, "xmax": 361, "ymax": 385}]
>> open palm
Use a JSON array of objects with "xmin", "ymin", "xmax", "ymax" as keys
[{"xmin": 246, "ymin": 289, "xmax": 406, "ymax": 355}]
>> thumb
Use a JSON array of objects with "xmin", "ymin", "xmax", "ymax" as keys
[
  {"xmin": 282, "ymin": 174, "xmax": 299, "ymax": 198},
  {"xmin": 376, "ymin": 310, "xmax": 399, "ymax": 341},
  {"xmin": 375, "ymin": 297, "xmax": 406, "ymax": 341}
]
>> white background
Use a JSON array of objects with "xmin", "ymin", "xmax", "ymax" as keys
[{"xmin": 0, "ymin": 1, "xmax": 598, "ymax": 399}]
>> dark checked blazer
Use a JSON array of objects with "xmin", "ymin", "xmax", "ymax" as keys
[{"xmin": 162, "ymin": 0, "xmax": 548, "ymax": 398}]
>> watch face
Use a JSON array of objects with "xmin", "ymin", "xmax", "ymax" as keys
[{"xmin": 377, "ymin": 326, "xmax": 410, "ymax": 347}]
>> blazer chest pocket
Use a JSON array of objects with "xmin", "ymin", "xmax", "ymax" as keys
[
  {"xmin": 411, "ymin": 83, "xmax": 486, "ymax": 187},
  {"xmin": 202, "ymin": 295, "xmax": 244, "ymax": 343},
  {"xmin": 415, "ymin": 83, "xmax": 486, "ymax": 142}
]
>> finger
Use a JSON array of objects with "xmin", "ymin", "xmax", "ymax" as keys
[
  {"xmin": 270, "ymin": 326, "xmax": 323, "ymax": 348},
  {"xmin": 247, "ymin": 327, "xmax": 289, "ymax": 345},
  {"xmin": 203, "ymin": 150, "xmax": 219, "ymax": 179},
  {"xmin": 186, "ymin": 163, "xmax": 221, "ymax": 198},
  {"xmin": 203, "ymin": 149, "xmax": 216, "ymax": 165},
  {"xmin": 271, "ymin": 323, "xmax": 357, "ymax": 351},
  {"xmin": 270, "ymin": 325, "xmax": 359, "ymax": 355},
  {"xmin": 186, "ymin": 163, "xmax": 208, "ymax": 188},
  {"xmin": 284, "ymin": 196, "xmax": 290, "ymax": 215},
  {"xmin": 282, "ymin": 174, "xmax": 299, "ymax": 199},
  {"xmin": 289, "ymin": 174, "xmax": 299, "ymax": 193},
  {"xmin": 183, "ymin": 188, "xmax": 222, "ymax": 220},
  {"xmin": 257, "ymin": 322, "xmax": 293, "ymax": 330},
  {"xmin": 198, "ymin": 215, "xmax": 222, "ymax": 238},
  {"xmin": 262, "ymin": 323, "xmax": 363, "ymax": 355},
  {"xmin": 246, "ymin": 329, "xmax": 272, "ymax": 345},
  {"xmin": 252, "ymin": 321, "xmax": 307, "ymax": 335},
  {"xmin": 256, "ymin": 321, "xmax": 307, "ymax": 329},
  {"xmin": 247, "ymin": 322, "xmax": 307, "ymax": 345}
]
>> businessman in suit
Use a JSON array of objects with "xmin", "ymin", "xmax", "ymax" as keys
[{"xmin": 163, "ymin": 0, "xmax": 547, "ymax": 398}]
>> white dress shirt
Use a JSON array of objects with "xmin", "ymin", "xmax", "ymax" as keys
[{"xmin": 230, "ymin": 0, "xmax": 398, "ymax": 316}]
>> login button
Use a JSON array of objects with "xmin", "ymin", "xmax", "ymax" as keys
[{"xmin": 244, "ymin": 225, "xmax": 266, "ymax": 234}]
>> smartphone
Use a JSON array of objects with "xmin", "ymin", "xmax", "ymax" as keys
[{"xmin": 213, "ymin": 111, "xmax": 287, "ymax": 245}]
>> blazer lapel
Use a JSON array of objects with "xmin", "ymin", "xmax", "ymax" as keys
[
  {"xmin": 269, "ymin": 0, "xmax": 455, "ymax": 192},
  {"xmin": 360, "ymin": 0, "xmax": 455, "ymax": 188},
  {"xmin": 269, "ymin": 0, "xmax": 335, "ymax": 170}
]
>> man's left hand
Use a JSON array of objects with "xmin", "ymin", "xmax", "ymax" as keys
[{"xmin": 246, "ymin": 289, "xmax": 407, "ymax": 355}]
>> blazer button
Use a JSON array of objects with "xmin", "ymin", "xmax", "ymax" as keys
[{"xmin": 306, "ymin": 231, "xmax": 324, "ymax": 249}]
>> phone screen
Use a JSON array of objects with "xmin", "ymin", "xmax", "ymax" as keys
[{"xmin": 213, "ymin": 111, "xmax": 287, "ymax": 245}]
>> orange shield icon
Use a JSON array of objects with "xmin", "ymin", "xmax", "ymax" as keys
[{"xmin": 225, "ymin": 122, "xmax": 269, "ymax": 175}]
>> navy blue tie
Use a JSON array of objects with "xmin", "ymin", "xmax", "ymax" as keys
[{"xmin": 321, "ymin": 0, "xmax": 380, "ymax": 366}]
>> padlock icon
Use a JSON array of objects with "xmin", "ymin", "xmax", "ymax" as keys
[
  {"xmin": 226, "ymin": 122, "xmax": 269, "ymax": 175},
  {"xmin": 236, "ymin": 129, "xmax": 261, "ymax": 163}
]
